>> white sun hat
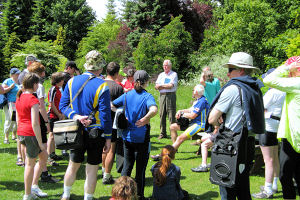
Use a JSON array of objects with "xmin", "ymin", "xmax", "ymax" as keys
[{"xmin": 223, "ymin": 52, "xmax": 258, "ymax": 69}]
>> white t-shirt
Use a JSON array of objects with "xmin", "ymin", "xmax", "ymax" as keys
[
  {"xmin": 155, "ymin": 70, "xmax": 178, "ymax": 93},
  {"xmin": 36, "ymin": 83, "xmax": 46, "ymax": 99},
  {"xmin": 264, "ymin": 88, "xmax": 286, "ymax": 133}
]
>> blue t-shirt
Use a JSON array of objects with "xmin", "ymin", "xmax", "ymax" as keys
[
  {"xmin": 113, "ymin": 89, "xmax": 157, "ymax": 143},
  {"xmin": 204, "ymin": 77, "xmax": 220, "ymax": 104},
  {"xmin": 3, "ymin": 78, "xmax": 20, "ymax": 102},
  {"xmin": 190, "ymin": 96, "xmax": 210, "ymax": 129}
]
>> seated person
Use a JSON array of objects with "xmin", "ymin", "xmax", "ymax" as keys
[
  {"xmin": 110, "ymin": 176, "xmax": 138, "ymax": 200},
  {"xmin": 151, "ymin": 145, "xmax": 188, "ymax": 200},
  {"xmin": 171, "ymin": 84, "xmax": 210, "ymax": 150}
]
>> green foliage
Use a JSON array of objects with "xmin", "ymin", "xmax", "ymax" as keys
[
  {"xmin": 263, "ymin": 29, "xmax": 299, "ymax": 71},
  {"xmin": 10, "ymin": 36, "xmax": 67, "ymax": 76},
  {"xmin": 3, "ymin": 32, "xmax": 21, "ymax": 68},
  {"xmin": 133, "ymin": 16, "xmax": 193, "ymax": 76},
  {"xmin": 197, "ymin": 0, "xmax": 281, "ymax": 72},
  {"xmin": 76, "ymin": 15, "xmax": 121, "ymax": 70},
  {"xmin": 286, "ymin": 33, "xmax": 300, "ymax": 57},
  {"xmin": 107, "ymin": 0, "xmax": 117, "ymax": 16},
  {"xmin": 53, "ymin": 25, "xmax": 67, "ymax": 55}
]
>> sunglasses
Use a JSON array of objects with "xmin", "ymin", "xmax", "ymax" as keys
[{"xmin": 228, "ymin": 68, "xmax": 237, "ymax": 73}]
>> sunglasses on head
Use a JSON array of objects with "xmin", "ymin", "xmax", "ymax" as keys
[{"xmin": 228, "ymin": 68, "xmax": 237, "ymax": 73}]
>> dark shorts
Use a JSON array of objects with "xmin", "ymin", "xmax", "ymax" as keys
[
  {"xmin": 70, "ymin": 129, "xmax": 106, "ymax": 165},
  {"xmin": 19, "ymin": 135, "xmax": 41, "ymax": 158},
  {"xmin": 111, "ymin": 129, "xmax": 117, "ymax": 143},
  {"xmin": 49, "ymin": 118, "xmax": 59, "ymax": 132},
  {"xmin": 179, "ymin": 123, "xmax": 189, "ymax": 131},
  {"xmin": 259, "ymin": 131, "xmax": 278, "ymax": 146},
  {"xmin": 39, "ymin": 113, "xmax": 48, "ymax": 143}
]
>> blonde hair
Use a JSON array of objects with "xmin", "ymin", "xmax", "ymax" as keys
[
  {"xmin": 111, "ymin": 176, "xmax": 138, "ymax": 200},
  {"xmin": 153, "ymin": 145, "xmax": 176, "ymax": 186}
]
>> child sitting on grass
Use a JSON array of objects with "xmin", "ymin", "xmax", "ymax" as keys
[
  {"xmin": 151, "ymin": 145, "xmax": 188, "ymax": 200},
  {"xmin": 110, "ymin": 176, "xmax": 138, "ymax": 200}
]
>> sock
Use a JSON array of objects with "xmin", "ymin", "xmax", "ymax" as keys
[
  {"xmin": 264, "ymin": 182, "xmax": 273, "ymax": 194},
  {"xmin": 23, "ymin": 194, "xmax": 29, "ymax": 200},
  {"xmin": 103, "ymin": 172, "xmax": 111, "ymax": 179},
  {"xmin": 102, "ymin": 167, "xmax": 105, "ymax": 173},
  {"xmin": 84, "ymin": 193, "xmax": 93, "ymax": 200},
  {"xmin": 273, "ymin": 177, "xmax": 279, "ymax": 190},
  {"xmin": 62, "ymin": 185, "xmax": 72, "ymax": 198},
  {"xmin": 31, "ymin": 184, "xmax": 38, "ymax": 189}
]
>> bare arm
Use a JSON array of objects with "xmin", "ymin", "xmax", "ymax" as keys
[
  {"xmin": 31, "ymin": 104, "xmax": 45, "ymax": 151},
  {"xmin": 0, "ymin": 85, "xmax": 4, "ymax": 94},
  {"xmin": 50, "ymin": 102, "xmax": 64, "ymax": 120},
  {"xmin": 135, "ymin": 105, "xmax": 158, "ymax": 127},
  {"xmin": 200, "ymin": 72, "xmax": 206, "ymax": 87},
  {"xmin": 155, "ymin": 83, "xmax": 174, "ymax": 90},
  {"xmin": 2, "ymin": 83, "xmax": 15, "ymax": 93},
  {"xmin": 208, "ymin": 108, "xmax": 223, "ymax": 126}
]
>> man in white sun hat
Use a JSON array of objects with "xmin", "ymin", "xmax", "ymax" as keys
[{"xmin": 207, "ymin": 52, "xmax": 265, "ymax": 200}]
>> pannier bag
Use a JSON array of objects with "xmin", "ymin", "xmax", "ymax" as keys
[{"xmin": 53, "ymin": 119, "xmax": 83, "ymax": 150}]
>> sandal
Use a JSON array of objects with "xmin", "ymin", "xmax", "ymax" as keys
[
  {"xmin": 151, "ymin": 154, "xmax": 161, "ymax": 161},
  {"xmin": 16, "ymin": 157, "xmax": 24, "ymax": 166}
]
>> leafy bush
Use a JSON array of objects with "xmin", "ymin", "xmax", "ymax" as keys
[
  {"xmin": 286, "ymin": 33, "xmax": 300, "ymax": 58},
  {"xmin": 10, "ymin": 36, "xmax": 67, "ymax": 76}
]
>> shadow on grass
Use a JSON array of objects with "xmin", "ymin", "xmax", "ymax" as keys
[
  {"xmin": 0, "ymin": 147, "xmax": 17, "ymax": 155},
  {"xmin": 98, "ymin": 196, "xmax": 111, "ymax": 200},
  {"xmin": 0, "ymin": 181, "xmax": 24, "ymax": 191},
  {"xmin": 176, "ymin": 156, "xmax": 199, "ymax": 161},
  {"xmin": 189, "ymin": 191, "xmax": 219, "ymax": 199}
]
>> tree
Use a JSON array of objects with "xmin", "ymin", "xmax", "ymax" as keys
[
  {"xmin": 10, "ymin": 36, "xmax": 67, "ymax": 75},
  {"xmin": 75, "ymin": 14, "xmax": 121, "ymax": 69},
  {"xmin": 133, "ymin": 16, "xmax": 193, "ymax": 76},
  {"xmin": 3, "ymin": 32, "xmax": 21, "ymax": 68},
  {"xmin": 286, "ymin": 33, "xmax": 300, "ymax": 58},
  {"xmin": 107, "ymin": 0, "xmax": 117, "ymax": 16}
]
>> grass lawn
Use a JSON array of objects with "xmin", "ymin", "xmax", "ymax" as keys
[{"xmin": 0, "ymin": 83, "xmax": 284, "ymax": 200}]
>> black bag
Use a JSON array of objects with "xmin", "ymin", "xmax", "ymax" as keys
[
  {"xmin": 0, "ymin": 94, "xmax": 8, "ymax": 109},
  {"xmin": 53, "ymin": 119, "xmax": 84, "ymax": 150},
  {"xmin": 176, "ymin": 114, "xmax": 189, "ymax": 130},
  {"xmin": 53, "ymin": 75, "xmax": 96, "ymax": 150},
  {"xmin": 115, "ymin": 95, "xmax": 128, "ymax": 129},
  {"xmin": 209, "ymin": 85, "xmax": 248, "ymax": 188},
  {"xmin": 209, "ymin": 124, "xmax": 248, "ymax": 188}
]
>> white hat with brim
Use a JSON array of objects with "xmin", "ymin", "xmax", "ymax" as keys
[{"xmin": 222, "ymin": 52, "xmax": 259, "ymax": 70}]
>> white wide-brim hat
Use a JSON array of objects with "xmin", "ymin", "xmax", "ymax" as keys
[{"xmin": 223, "ymin": 52, "xmax": 258, "ymax": 70}]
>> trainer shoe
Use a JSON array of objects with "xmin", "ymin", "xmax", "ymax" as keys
[
  {"xmin": 41, "ymin": 174, "xmax": 59, "ymax": 183},
  {"xmin": 31, "ymin": 186, "xmax": 47, "ymax": 197},
  {"xmin": 23, "ymin": 194, "xmax": 38, "ymax": 200},
  {"xmin": 252, "ymin": 190, "xmax": 273, "ymax": 199},
  {"xmin": 50, "ymin": 153, "xmax": 63, "ymax": 161},
  {"xmin": 191, "ymin": 165, "xmax": 209, "ymax": 172},
  {"xmin": 47, "ymin": 158, "xmax": 59, "ymax": 166},
  {"xmin": 151, "ymin": 154, "xmax": 161, "ymax": 161},
  {"xmin": 62, "ymin": 150, "xmax": 69, "ymax": 157},
  {"xmin": 260, "ymin": 185, "xmax": 278, "ymax": 193},
  {"xmin": 158, "ymin": 134, "xmax": 167, "ymax": 139},
  {"xmin": 102, "ymin": 176, "xmax": 115, "ymax": 184}
]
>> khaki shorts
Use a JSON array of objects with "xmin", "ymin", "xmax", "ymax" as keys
[{"xmin": 18, "ymin": 135, "xmax": 41, "ymax": 158}]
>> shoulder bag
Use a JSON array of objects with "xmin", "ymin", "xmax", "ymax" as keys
[
  {"xmin": 0, "ymin": 94, "xmax": 8, "ymax": 109},
  {"xmin": 209, "ymin": 86, "xmax": 249, "ymax": 188},
  {"xmin": 53, "ymin": 75, "xmax": 96, "ymax": 150}
]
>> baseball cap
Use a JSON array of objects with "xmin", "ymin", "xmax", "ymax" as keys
[
  {"xmin": 134, "ymin": 70, "xmax": 149, "ymax": 84},
  {"xmin": 10, "ymin": 68, "xmax": 21, "ymax": 75},
  {"xmin": 25, "ymin": 55, "xmax": 40, "ymax": 65}
]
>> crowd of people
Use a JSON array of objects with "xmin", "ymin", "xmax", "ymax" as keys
[{"xmin": 1, "ymin": 50, "xmax": 300, "ymax": 200}]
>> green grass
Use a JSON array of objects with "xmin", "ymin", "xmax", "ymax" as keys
[{"xmin": 0, "ymin": 83, "xmax": 284, "ymax": 200}]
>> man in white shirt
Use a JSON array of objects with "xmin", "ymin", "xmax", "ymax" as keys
[{"xmin": 155, "ymin": 60, "xmax": 178, "ymax": 139}]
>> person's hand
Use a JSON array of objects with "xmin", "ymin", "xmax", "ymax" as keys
[
  {"xmin": 217, "ymin": 116, "xmax": 223, "ymax": 125},
  {"xmin": 175, "ymin": 110, "xmax": 182, "ymax": 119},
  {"xmin": 59, "ymin": 113, "xmax": 65, "ymax": 120},
  {"xmin": 155, "ymin": 84, "xmax": 161, "ymax": 90},
  {"xmin": 9, "ymin": 83, "xmax": 15, "ymax": 90},
  {"xmin": 135, "ymin": 116, "xmax": 150, "ymax": 127},
  {"xmin": 289, "ymin": 63, "xmax": 300, "ymax": 77},
  {"xmin": 74, "ymin": 115, "xmax": 92, "ymax": 127},
  {"xmin": 103, "ymin": 139, "xmax": 111, "ymax": 154}
]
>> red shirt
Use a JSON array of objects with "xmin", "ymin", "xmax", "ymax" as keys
[
  {"xmin": 48, "ymin": 86, "xmax": 62, "ymax": 119},
  {"xmin": 16, "ymin": 93, "xmax": 40, "ymax": 136},
  {"xmin": 124, "ymin": 79, "xmax": 134, "ymax": 90}
]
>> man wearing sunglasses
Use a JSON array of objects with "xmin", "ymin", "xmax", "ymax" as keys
[{"xmin": 207, "ymin": 52, "xmax": 265, "ymax": 200}]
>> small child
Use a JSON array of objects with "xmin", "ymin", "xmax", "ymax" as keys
[
  {"xmin": 151, "ymin": 145, "xmax": 188, "ymax": 200},
  {"xmin": 47, "ymin": 72, "xmax": 65, "ymax": 162},
  {"xmin": 110, "ymin": 176, "xmax": 138, "ymax": 200}
]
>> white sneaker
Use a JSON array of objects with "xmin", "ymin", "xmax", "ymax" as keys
[
  {"xmin": 31, "ymin": 186, "xmax": 47, "ymax": 197},
  {"xmin": 23, "ymin": 194, "xmax": 38, "ymax": 200}
]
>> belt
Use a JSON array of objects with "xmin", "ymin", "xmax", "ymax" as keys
[
  {"xmin": 160, "ymin": 92, "xmax": 175, "ymax": 95},
  {"xmin": 270, "ymin": 115, "xmax": 280, "ymax": 121}
]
